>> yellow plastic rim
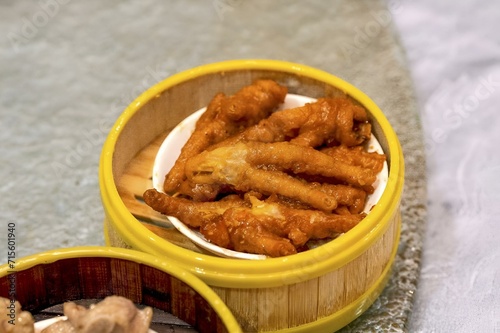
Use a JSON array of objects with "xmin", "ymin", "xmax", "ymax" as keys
[
  {"xmin": 99, "ymin": 59, "xmax": 404, "ymax": 288},
  {"xmin": 0, "ymin": 246, "xmax": 242, "ymax": 333}
]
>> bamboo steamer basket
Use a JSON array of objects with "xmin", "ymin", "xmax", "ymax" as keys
[
  {"xmin": 99, "ymin": 59, "xmax": 404, "ymax": 332},
  {"xmin": 0, "ymin": 246, "xmax": 241, "ymax": 333}
]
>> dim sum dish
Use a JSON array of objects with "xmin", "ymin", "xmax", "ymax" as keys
[{"xmin": 99, "ymin": 59, "xmax": 404, "ymax": 332}]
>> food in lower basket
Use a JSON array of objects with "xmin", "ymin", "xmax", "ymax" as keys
[{"xmin": 0, "ymin": 296, "xmax": 153, "ymax": 333}]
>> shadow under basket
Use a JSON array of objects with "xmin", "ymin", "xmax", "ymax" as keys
[
  {"xmin": 0, "ymin": 247, "xmax": 242, "ymax": 333},
  {"xmin": 99, "ymin": 59, "xmax": 405, "ymax": 332}
]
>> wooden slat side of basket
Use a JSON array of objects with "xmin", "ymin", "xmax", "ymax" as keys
[
  {"xmin": 210, "ymin": 211, "xmax": 399, "ymax": 332},
  {"xmin": 0, "ymin": 257, "xmax": 229, "ymax": 333}
]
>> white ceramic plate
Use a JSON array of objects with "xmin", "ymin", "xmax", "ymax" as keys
[
  {"xmin": 152, "ymin": 94, "xmax": 388, "ymax": 260},
  {"xmin": 34, "ymin": 316, "xmax": 156, "ymax": 332}
]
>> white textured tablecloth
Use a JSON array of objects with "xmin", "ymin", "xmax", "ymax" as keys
[
  {"xmin": 392, "ymin": 1, "xmax": 500, "ymax": 332},
  {"xmin": 1, "ymin": 1, "xmax": 498, "ymax": 332}
]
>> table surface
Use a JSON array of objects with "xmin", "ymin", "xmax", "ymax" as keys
[
  {"xmin": 392, "ymin": 1, "xmax": 500, "ymax": 332},
  {"xmin": 1, "ymin": 1, "xmax": 499, "ymax": 332}
]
